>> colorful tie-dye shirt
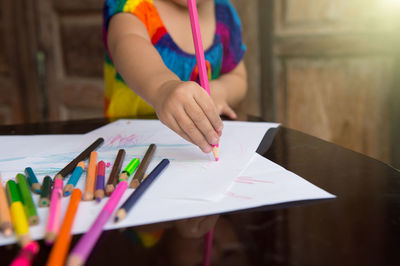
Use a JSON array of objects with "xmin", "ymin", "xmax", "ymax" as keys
[{"xmin": 103, "ymin": 0, "xmax": 246, "ymax": 118}]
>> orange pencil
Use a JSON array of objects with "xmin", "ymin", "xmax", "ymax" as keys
[
  {"xmin": 46, "ymin": 189, "xmax": 82, "ymax": 266},
  {"xmin": 0, "ymin": 175, "xmax": 12, "ymax": 237},
  {"xmin": 83, "ymin": 151, "xmax": 97, "ymax": 201}
]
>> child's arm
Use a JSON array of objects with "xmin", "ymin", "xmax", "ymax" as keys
[
  {"xmin": 107, "ymin": 13, "xmax": 223, "ymax": 153},
  {"xmin": 209, "ymin": 61, "xmax": 247, "ymax": 120}
]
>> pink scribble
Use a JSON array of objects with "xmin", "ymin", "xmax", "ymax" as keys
[
  {"xmin": 234, "ymin": 176, "xmax": 274, "ymax": 185},
  {"xmin": 234, "ymin": 180, "xmax": 254, "ymax": 184},
  {"xmin": 224, "ymin": 191, "xmax": 252, "ymax": 200},
  {"xmin": 107, "ymin": 134, "xmax": 138, "ymax": 146},
  {"xmin": 106, "ymin": 162, "xmax": 111, "ymax": 167}
]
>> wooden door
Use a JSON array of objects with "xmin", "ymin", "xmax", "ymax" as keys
[
  {"xmin": 0, "ymin": 0, "xmax": 42, "ymax": 124},
  {"xmin": 36, "ymin": 0, "xmax": 104, "ymax": 121},
  {"xmin": 261, "ymin": 0, "xmax": 400, "ymax": 167},
  {"xmin": 0, "ymin": 0, "xmax": 104, "ymax": 124}
]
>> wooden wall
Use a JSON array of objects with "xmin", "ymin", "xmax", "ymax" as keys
[
  {"xmin": 260, "ymin": 0, "xmax": 400, "ymax": 168},
  {"xmin": 0, "ymin": 0, "xmax": 42, "ymax": 124},
  {"xmin": 37, "ymin": 0, "xmax": 104, "ymax": 121}
]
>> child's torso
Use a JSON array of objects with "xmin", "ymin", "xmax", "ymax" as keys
[
  {"xmin": 153, "ymin": 0, "xmax": 216, "ymax": 55},
  {"xmin": 103, "ymin": 0, "xmax": 245, "ymax": 118}
]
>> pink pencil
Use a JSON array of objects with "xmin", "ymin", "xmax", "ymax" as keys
[
  {"xmin": 66, "ymin": 181, "xmax": 128, "ymax": 266},
  {"xmin": 187, "ymin": 1, "xmax": 216, "ymax": 265},
  {"xmin": 187, "ymin": 0, "xmax": 219, "ymax": 162},
  {"xmin": 45, "ymin": 178, "xmax": 63, "ymax": 245},
  {"xmin": 10, "ymin": 241, "xmax": 39, "ymax": 266}
]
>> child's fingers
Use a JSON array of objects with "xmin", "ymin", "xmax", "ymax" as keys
[
  {"xmin": 168, "ymin": 115, "xmax": 196, "ymax": 145},
  {"xmin": 184, "ymin": 100, "xmax": 219, "ymax": 146},
  {"xmin": 221, "ymin": 105, "xmax": 237, "ymax": 120},
  {"xmin": 194, "ymin": 91, "xmax": 224, "ymax": 133},
  {"xmin": 159, "ymin": 112, "xmax": 197, "ymax": 147},
  {"xmin": 174, "ymin": 110, "xmax": 213, "ymax": 153}
]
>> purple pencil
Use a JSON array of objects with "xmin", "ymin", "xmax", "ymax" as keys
[
  {"xmin": 66, "ymin": 181, "xmax": 128, "ymax": 266},
  {"xmin": 94, "ymin": 161, "xmax": 105, "ymax": 202}
]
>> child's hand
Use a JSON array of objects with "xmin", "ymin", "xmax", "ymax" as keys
[{"xmin": 154, "ymin": 80, "xmax": 223, "ymax": 153}]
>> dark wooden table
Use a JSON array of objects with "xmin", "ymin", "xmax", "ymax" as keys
[{"xmin": 0, "ymin": 118, "xmax": 399, "ymax": 266}]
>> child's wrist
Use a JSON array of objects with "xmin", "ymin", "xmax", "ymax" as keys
[{"xmin": 148, "ymin": 79, "xmax": 181, "ymax": 108}]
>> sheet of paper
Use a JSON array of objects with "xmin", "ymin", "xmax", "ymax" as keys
[
  {"xmin": 106, "ymin": 153, "xmax": 335, "ymax": 231},
  {"xmin": 84, "ymin": 119, "xmax": 280, "ymax": 201},
  {"xmin": 0, "ymin": 152, "xmax": 334, "ymax": 246},
  {"xmin": 0, "ymin": 120, "xmax": 335, "ymax": 246},
  {"xmin": 0, "ymin": 135, "xmax": 83, "ymax": 178}
]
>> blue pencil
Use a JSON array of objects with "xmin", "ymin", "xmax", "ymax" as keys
[
  {"xmin": 24, "ymin": 167, "xmax": 41, "ymax": 194},
  {"xmin": 114, "ymin": 159, "xmax": 170, "ymax": 222},
  {"xmin": 63, "ymin": 161, "xmax": 85, "ymax": 196}
]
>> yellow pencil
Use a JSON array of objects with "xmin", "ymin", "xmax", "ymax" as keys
[
  {"xmin": 10, "ymin": 202, "xmax": 30, "ymax": 247},
  {"xmin": 7, "ymin": 180, "xmax": 30, "ymax": 246}
]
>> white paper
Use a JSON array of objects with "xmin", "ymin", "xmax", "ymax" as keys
[
  {"xmin": 0, "ymin": 135, "xmax": 83, "ymax": 179},
  {"xmin": 84, "ymin": 119, "xmax": 279, "ymax": 201},
  {"xmin": 0, "ymin": 120, "xmax": 335, "ymax": 246}
]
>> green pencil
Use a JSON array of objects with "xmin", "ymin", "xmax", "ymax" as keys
[
  {"xmin": 16, "ymin": 174, "xmax": 39, "ymax": 225},
  {"xmin": 118, "ymin": 158, "xmax": 140, "ymax": 183},
  {"xmin": 6, "ymin": 180, "xmax": 31, "ymax": 246},
  {"xmin": 6, "ymin": 180, "xmax": 21, "ymax": 204},
  {"xmin": 39, "ymin": 176, "xmax": 52, "ymax": 207}
]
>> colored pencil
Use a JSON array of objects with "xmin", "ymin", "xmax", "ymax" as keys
[
  {"xmin": 64, "ymin": 161, "xmax": 85, "ymax": 197},
  {"xmin": 67, "ymin": 181, "xmax": 128, "ymax": 266},
  {"xmin": 105, "ymin": 149, "xmax": 125, "ymax": 196},
  {"xmin": 7, "ymin": 180, "xmax": 30, "ymax": 246},
  {"xmin": 54, "ymin": 137, "xmax": 104, "ymax": 180},
  {"xmin": 6, "ymin": 180, "xmax": 22, "ymax": 203},
  {"xmin": 16, "ymin": 174, "xmax": 39, "ymax": 225},
  {"xmin": 24, "ymin": 167, "xmax": 41, "ymax": 194},
  {"xmin": 43, "ymin": 138, "xmax": 103, "ymax": 246},
  {"xmin": 39, "ymin": 176, "xmax": 52, "ymax": 207},
  {"xmin": 0, "ymin": 175, "xmax": 12, "ymax": 237},
  {"xmin": 187, "ymin": 0, "xmax": 219, "ymax": 161},
  {"xmin": 118, "ymin": 158, "xmax": 140, "ymax": 183},
  {"xmin": 45, "ymin": 178, "xmax": 63, "ymax": 245},
  {"xmin": 202, "ymin": 227, "xmax": 214, "ymax": 266},
  {"xmin": 83, "ymin": 151, "xmax": 97, "ymax": 201},
  {"xmin": 10, "ymin": 241, "xmax": 39, "ymax": 266},
  {"xmin": 94, "ymin": 161, "xmax": 105, "ymax": 202},
  {"xmin": 129, "ymin": 144, "xmax": 156, "ymax": 188},
  {"xmin": 187, "ymin": 3, "xmax": 218, "ymax": 264},
  {"xmin": 47, "ymin": 189, "xmax": 82, "ymax": 266},
  {"xmin": 115, "ymin": 159, "xmax": 169, "ymax": 222}
]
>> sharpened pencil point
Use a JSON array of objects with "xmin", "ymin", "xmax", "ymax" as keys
[
  {"xmin": 96, "ymin": 198, "xmax": 101, "ymax": 203},
  {"xmin": 212, "ymin": 145, "xmax": 219, "ymax": 162}
]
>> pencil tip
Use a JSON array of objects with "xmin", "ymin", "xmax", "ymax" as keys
[
  {"xmin": 212, "ymin": 145, "xmax": 219, "ymax": 162},
  {"xmin": 96, "ymin": 198, "xmax": 101, "ymax": 203},
  {"xmin": 65, "ymin": 191, "xmax": 70, "ymax": 196},
  {"xmin": 114, "ymin": 217, "xmax": 119, "ymax": 223}
]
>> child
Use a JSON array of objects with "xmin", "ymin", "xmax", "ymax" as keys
[{"xmin": 103, "ymin": 0, "xmax": 247, "ymax": 153}]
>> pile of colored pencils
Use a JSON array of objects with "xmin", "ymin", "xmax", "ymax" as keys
[{"xmin": 0, "ymin": 138, "xmax": 170, "ymax": 266}]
